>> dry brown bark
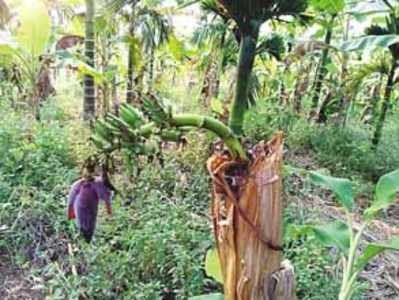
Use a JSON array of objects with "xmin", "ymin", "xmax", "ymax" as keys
[{"xmin": 207, "ymin": 133, "xmax": 294, "ymax": 300}]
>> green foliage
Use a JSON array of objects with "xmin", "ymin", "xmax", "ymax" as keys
[
  {"xmin": 309, "ymin": 172, "xmax": 354, "ymax": 211},
  {"xmin": 308, "ymin": 170, "xmax": 399, "ymax": 300},
  {"xmin": 205, "ymin": 249, "xmax": 223, "ymax": 284},
  {"xmin": 284, "ymin": 235, "xmax": 342, "ymax": 300},
  {"xmin": 16, "ymin": 0, "xmax": 51, "ymax": 57},
  {"xmin": 339, "ymin": 34, "xmax": 399, "ymax": 52},
  {"xmin": 364, "ymin": 169, "xmax": 399, "ymax": 217},
  {"xmin": 287, "ymin": 120, "xmax": 399, "ymax": 180},
  {"xmin": 311, "ymin": 221, "xmax": 350, "ymax": 254},
  {"xmin": 310, "ymin": 0, "xmax": 344, "ymax": 14},
  {"xmin": 39, "ymin": 148, "xmax": 215, "ymax": 299},
  {"xmin": 0, "ymin": 103, "xmax": 78, "ymax": 260},
  {"xmin": 355, "ymin": 237, "xmax": 399, "ymax": 271},
  {"xmin": 217, "ymin": 0, "xmax": 308, "ymax": 22}
]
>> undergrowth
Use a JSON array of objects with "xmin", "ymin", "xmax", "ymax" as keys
[{"xmin": 0, "ymin": 99, "xmax": 384, "ymax": 299}]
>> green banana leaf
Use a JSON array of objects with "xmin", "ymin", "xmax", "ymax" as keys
[
  {"xmin": 16, "ymin": 0, "xmax": 51, "ymax": 57},
  {"xmin": 311, "ymin": 221, "xmax": 351, "ymax": 254},
  {"xmin": 339, "ymin": 34, "xmax": 399, "ymax": 52},
  {"xmin": 309, "ymin": 171, "xmax": 354, "ymax": 212},
  {"xmin": 355, "ymin": 237, "xmax": 399, "ymax": 271},
  {"xmin": 364, "ymin": 169, "xmax": 399, "ymax": 218},
  {"xmin": 310, "ymin": 0, "xmax": 345, "ymax": 14}
]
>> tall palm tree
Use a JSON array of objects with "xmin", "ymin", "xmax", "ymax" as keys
[
  {"xmin": 138, "ymin": 7, "xmax": 170, "ymax": 90},
  {"xmin": 106, "ymin": 0, "xmax": 169, "ymax": 102},
  {"xmin": 83, "ymin": 0, "xmax": 96, "ymax": 120}
]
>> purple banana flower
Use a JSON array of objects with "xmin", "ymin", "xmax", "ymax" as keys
[{"xmin": 67, "ymin": 177, "xmax": 113, "ymax": 242}]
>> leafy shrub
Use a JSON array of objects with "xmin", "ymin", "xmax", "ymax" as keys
[
  {"xmin": 40, "ymin": 155, "xmax": 214, "ymax": 299},
  {"xmin": 0, "ymin": 104, "xmax": 78, "ymax": 260},
  {"xmin": 287, "ymin": 118, "xmax": 399, "ymax": 181}
]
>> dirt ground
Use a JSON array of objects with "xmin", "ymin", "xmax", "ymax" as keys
[{"xmin": 0, "ymin": 253, "xmax": 43, "ymax": 300}]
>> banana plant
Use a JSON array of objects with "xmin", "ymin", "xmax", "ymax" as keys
[
  {"xmin": 337, "ymin": 2, "xmax": 399, "ymax": 146},
  {"xmin": 307, "ymin": 169, "xmax": 399, "ymax": 300},
  {"xmin": 307, "ymin": 0, "xmax": 345, "ymax": 110},
  {"xmin": 0, "ymin": 0, "xmax": 52, "ymax": 119},
  {"xmin": 90, "ymin": 1, "xmax": 307, "ymax": 299},
  {"xmin": 365, "ymin": 9, "xmax": 399, "ymax": 147}
]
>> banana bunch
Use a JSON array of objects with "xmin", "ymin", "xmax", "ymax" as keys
[
  {"xmin": 92, "ymin": 103, "xmax": 145, "ymax": 151},
  {"xmin": 141, "ymin": 94, "xmax": 172, "ymax": 126},
  {"xmin": 92, "ymin": 96, "xmax": 186, "ymax": 156}
]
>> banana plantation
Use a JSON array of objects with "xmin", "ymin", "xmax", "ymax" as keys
[{"xmin": 2, "ymin": 0, "xmax": 399, "ymax": 299}]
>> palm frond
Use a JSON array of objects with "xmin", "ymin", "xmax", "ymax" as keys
[
  {"xmin": 217, "ymin": 0, "xmax": 307, "ymax": 23},
  {"xmin": 257, "ymin": 34, "xmax": 286, "ymax": 61},
  {"xmin": 365, "ymin": 24, "xmax": 390, "ymax": 36},
  {"xmin": 347, "ymin": 53, "xmax": 391, "ymax": 91}
]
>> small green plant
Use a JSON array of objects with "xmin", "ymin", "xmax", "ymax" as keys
[{"xmin": 308, "ymin": 170, "xmax": 399, "ymax": 300}]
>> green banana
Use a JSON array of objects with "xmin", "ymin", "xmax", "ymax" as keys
[{"xmin": 95, "ymin": 120, "xmax": 113, "ymax": 141}]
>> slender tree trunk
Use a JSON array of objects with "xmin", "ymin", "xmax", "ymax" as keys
[
  {"xmin": 311, "ymin": 18, "xmax": 335, "ymax": 110},
  {"xmin": 148, "ymin": 47, "xmax": 155, "ymax": 91},
  {"xmin": 126, "ymin": 41, "xmax": 135, "ymax": 104},
  {"xmin": 213, "ymin": 29, "xmax": 227, "ymax": 100},
  {"xmin": 317, "ymin": 90, "xmax": 333, "ymax": 123},
  {"xmin": 229, "ymin": 22, "xmax": 261, "ymax": 135},
  {"xmin": 278, "ymin": 65, "xmax": 289, "ymax": 106},
  {"xmin": 361, "ymin": 80, "xmax": 381, "ymax": 124},
  {"xmin": 112, "ymin": 75, "xmax": 119, "ymax": 115},
  {"xmin": 369, "ymin": 80, "xmax": 382, "ymax": 123},
  {"xmin": 208, "ymin": 133, "xmax": 295, "ymax": 300},
  {"xmin": 200, "ymin": 61, "xmax": 213, "ymax": 105},
  {"xmin": 83, "ymin": 0, "xmax": 96, "ymax": 121},
  {"xmin": 292, "ymin": 61, "xmax": 309, "ymax": 113},
  {"xmin": 372, "ymin": 61, "xmax": 396, "ymax": 147}
]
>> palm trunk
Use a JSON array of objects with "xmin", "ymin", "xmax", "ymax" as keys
[
  {"xmin": 372, "ymin": 61, "xmax": 396, "ymax": 147},
  {"xmin": 200, "ymin": 62, "xmax": 213, "ymax": 105},
  {"xmin": 228, "ymin": 22, "xmax": 261, "ymax": 135},
  {"xmin": 213, "ymin": 29, "xmax": 227, "ymax": 100},
  {"xmin": 311, "ymin": 20, "xmax": 334, "ymax": 109},
  {"xmin": 209, "ymin": 133, "xmax": 294, "ymax": 300},
  {"xmin": 148, "ymin": 47, "xmax": 155, "ymax": 91},
  {"xmin": 369, "ymin": 80, "xmax": 382, "ymax": 123},
  {"xmin": 83, "ymin": 0, "xmax": 96, "ymax": 121},
  {"xmin": 126, "ymin": 42, "xmax": 134, "ymax": 104}
]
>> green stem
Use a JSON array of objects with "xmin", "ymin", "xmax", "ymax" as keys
[
  {"xmin": 339, "ymin": 218, "xmax": 367, "ymax": 300},
  {"xmin": 133, "ymin": 114, "xmax": 246, "ymax": 160},
  {"xmin": 228, "ymin": 21, "xmax": 261, "ymax": 136},
  {"xmin": 312, "ymin": 17, "xmax": 335, "ymax": 109},
  {"xmin": 372, "ymin": 59, "xmax": 397, "ymax": 147},
  {"xmin": 173, "ymin": 114, "xmax": 246, "ymax": 160}
]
